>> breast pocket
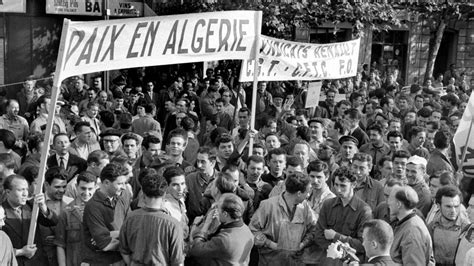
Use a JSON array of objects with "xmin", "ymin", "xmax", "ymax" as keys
[{"xmin": 66, "ymin": 222, "xmax": 82, "ymax": 243}]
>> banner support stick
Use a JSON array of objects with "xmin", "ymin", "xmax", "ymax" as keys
[
  {"xmin": 248, "ymin": 13, "xmax": 262, "ymax": 157},
  {"xmin": 27, "ymin": 19, "xmax": 70, "ymax": 245}
]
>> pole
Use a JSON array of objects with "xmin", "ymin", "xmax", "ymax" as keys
[
  {"xmin": 103, "ymin": 0, "xmax": 110, "ymax": 92},
  {"xmin": 27, "ymin": 19, "xmax": 70, "ymax": 245},
  {"xmin": 248, "ymin": 12, "xmax": 262, "ymax": 157}
]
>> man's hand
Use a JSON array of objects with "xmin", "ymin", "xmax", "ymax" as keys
[
  {"xmin": 283, "ymin": 98, "xmax": 294, "ymax": 111},
  {"xmin": 34, "ymin": 193, "xmax": 48, "ymax": 214},
  {"xmin": 110, "ymin": 230, "xmax": 120, "ymax": 239},
  {"xmin": 19, "ymin": 244, "xmax": 37, "ymax": 259},
  {"xmin": 267, "ymin": 241, "xmax": 278, "ymax": 250},
  {"xmin": 324, "ymin": 229, "xmax": 337, "ymax": 240},
  {"xmin": 246, "ymin": 129, "xmax": 257, "ymax": 140}
]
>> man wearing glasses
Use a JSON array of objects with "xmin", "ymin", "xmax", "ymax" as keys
[{"xmin": 100, "ymin": 129, "xmax": 126, "ymax": 159}]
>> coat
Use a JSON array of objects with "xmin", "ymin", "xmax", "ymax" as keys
[
  {"xmin": 2, "ymin": 200, "xmax": 57, "ymax": 266},
  {"xmin": 46, "ymin": 153, "xmax": 87, "ymax": 183}
]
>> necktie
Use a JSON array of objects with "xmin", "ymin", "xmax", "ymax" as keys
[
  {"xmin": 14, "ymin": 207, "xmax": 22, "ymax": 219},
  {"xmin": 59, "ymin": 157, "xmax": 65, "ymax": 169}
]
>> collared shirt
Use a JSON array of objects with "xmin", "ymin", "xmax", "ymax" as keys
[
  {"xmin": 307, "ymin": 186, "xmax": 335, "ymax": 220},
  {"xmin": 249, "ymin": 194, "xmax": 316, "ymax": 265},
  {"xmin": 56, "ymin": 153, "xmax": 70, "ymax": 170},
  {"xmin": 186, "ymin": 170, "xmax": 217, "ymax": 222},
  {"xmin": 359, "ymin": 142, "xmax": 391, "ymax": 171},
  {"xmin": 30, "ymin": 113, "xmax": 67, "ymax": 134},
  {"xmin": 354, "ymin": 176, "xmax": 385, "ymax": 211},
  {"xmin": 311, "ymin": 195, "xmax": 372, "ymax": 265},
  {"xmin": 0, "ymin": 114, "xmax": 29, "ymax": 141},
  {"xmin": 163, "ymin": 193, "xmax": 189, "ymax": 240},
  {"xmin": 45, "ymin": 193, "xmax": 74, "ymax": 216}
]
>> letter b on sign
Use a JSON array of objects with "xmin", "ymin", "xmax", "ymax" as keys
[{"xmin": 86, "ymin": 1, "xmax": 101, "ymax": 12}]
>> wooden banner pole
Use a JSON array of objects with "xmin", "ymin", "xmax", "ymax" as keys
[{"xmin": 27, "ymin": 19, "xmax": 70, "ymax": 245}]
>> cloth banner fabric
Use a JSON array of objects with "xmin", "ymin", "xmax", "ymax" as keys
[
  {"xmin": 46, "ymin": 0, "xmax": 144, "ymax": 17},
  {"xmin": 0, "ymin": 0, "xmax": 26, "ymax": 13},
  {"xmin": 240, "ymin": 36, "xmax": 360, "ymax": 82},
  {"xmin": 58, "ymin": 10, "xmax": 262, "ymax": 79},
  {"xmin": 454, "ymin": 91, "xmax": 474, "ymax": 177}
]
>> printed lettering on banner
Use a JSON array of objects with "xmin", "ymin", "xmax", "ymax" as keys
[
  {"xmin": 57, "ymin": 10, "xmax": 262, "ymax": 79},
  {"xmin": 240, "ymin": 36, "xmax": 360, "ymax": 82}
]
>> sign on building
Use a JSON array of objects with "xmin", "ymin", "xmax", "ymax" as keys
[
  {"xmin": 46, "ymin": 0, "xmax": 144, "ymax": 17},
  {"xmin": 240, "ymin": 36, "xmax": 360, "ymax": 82},
  {"xmin": 0, "ymin": 0, "xmax": 26, "ymax": 13}
]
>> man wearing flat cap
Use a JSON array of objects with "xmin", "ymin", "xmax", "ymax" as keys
[
  {"xmin": 100, "ymin": 129, "xmax": 126, "ymax": 159},
  {"xmin": 335, "ymin": 135, "xmax": 359, "ymax": 169}
]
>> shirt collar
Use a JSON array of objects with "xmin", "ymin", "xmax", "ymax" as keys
[
  {"xmin": 220, "ymin": 220, "xmax": 244, "ymax": 229},
  {"xmin": 331, "ymin": 196, "xmax": 358, "ymax": 211},
  {"xmin": 56, "ymin": 152, "xmax": 70, "ymax": 161},
  {"xmin": 395, "ymin": 212, "xmax": 417, "ymax": 227}
]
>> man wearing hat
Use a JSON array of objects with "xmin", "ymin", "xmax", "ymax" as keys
[
  {"xmin": 100, "ymin": 128, "xmax": 126, "ymax": 159},
  {"xmin": 406, "ymin": 155, "xmax": 432, "ymax": 217},
  {"xmin": 335, "ymin": 135, "xmax": 359, "ymax": 169}
]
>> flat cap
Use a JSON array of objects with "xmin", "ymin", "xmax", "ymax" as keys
[
  {"xmin": 100, "ymin": 128, "xmax": 122, "ymax": 138},
  {"xmin": 338, "ymin": 135, "xmax": 359, "ymax": 146}
]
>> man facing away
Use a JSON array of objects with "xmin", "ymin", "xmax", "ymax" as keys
[
  {"xmin": 188, "ymin": 193, "xmax": 254, "ymax": 265},
  {"xmin": 119, "ymin": 168, "xmax": 184, "ymax": 265},
  {"xmin": 388, "ymin": 185, "xmax": 435, "ymax": 265}
]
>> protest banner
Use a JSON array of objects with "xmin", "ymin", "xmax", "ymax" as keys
[
  {"xmin": 454, "ymin": 91, "xmax": 474, "ymax": 178},
  {"xmin": 240, "ymin": 36, "xmax": 360, "ymax": 82},
  {"xmin": 28, "ymin": 10, "xmax": 262, "ymax": 244},
  {"xmin": 59, "ymin": 10, "xmax": 262, "ymax": 79},
  {"xmin": 0, "ymin": 0, "xmax": 26, "ymax": 13},
  {"xmin": 46, "ymin": 0, "xmax": 144, "ymax": 17},
  {"xmin": 305, "ymin": 81, "xmax": 322, "ymax": 108}
]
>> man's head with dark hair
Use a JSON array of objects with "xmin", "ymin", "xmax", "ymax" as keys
[
  {"xmin": 76, "ymin": 171, "xmax": 98, "ymax": 203},
  {"xmin": 433, "ymin": 130, "xmax": 451, "ymax": 150},
  {"xmin": 166, "ymin": 128, "xmax": 188, "ymax": 158},
  {"xmin": 99, "ymin": 110, "xmax": 115, "ymax": 128},
  {"xmin": 27, "ymin": 132, "xmax": 44, "ymax": 154},
  {"xmin": 100, "ymin": 163, "xmax": 130, "ymax": 197},
  {"xmin": 44, "ymin": 166, "xmax": 68, "ymax": 201},
  {"xmin": 0, "ymin": 129, "xmax": 16, "ymax": 151},
  {"xmin": 285, "ymin": 172, "xmax": 311, "ymax": 198},
  {"xmin": 141, "ymin": 170, "xmax": 168, "ymax": 198},
  {"xmin": 163, "ymin": 166, "xmax": 186, "ymax": 200},
  {"xmin": 216, "ymin": 134, "xmax": 234, "ymax": 160}
]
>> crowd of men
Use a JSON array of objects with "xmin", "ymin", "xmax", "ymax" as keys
[{"xmin": 0, "ymin": 62, "xmax": 473, "ymax": 266}]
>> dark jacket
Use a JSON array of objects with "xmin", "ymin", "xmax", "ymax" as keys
[
  {"xmin": 47, "ymin": 153, "xmax": 87, "ymax": 182},
  {"xmin": 2, "ymin": 200, "xmax": 58, "ymax": 266},
  {"xmin": 200, "ymin": 187, "xmax": 254, "ymax": 224}
]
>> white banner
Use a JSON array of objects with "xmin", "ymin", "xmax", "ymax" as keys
[
  {"xmin": 58, "ymin": 11, "xmax": 261, "ymax": 79},
  {"xmin": 454, "ymin": 92, "xmax": 474, "ymax": 177},
  {"xmin": 0, "ymin": 0, "xmax": 26, "ymax": 13},
  {"xmin": 46, "ymin": 0, "xmax": 144, "ymax": 17},
  {"xmin": 240, "ymin": 36, "xmax": 360, "ymax": 82}
]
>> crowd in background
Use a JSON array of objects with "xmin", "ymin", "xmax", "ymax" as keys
[{"xmin": 0, "ymin": 59, "xmax": 472, "ymax": 266}]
